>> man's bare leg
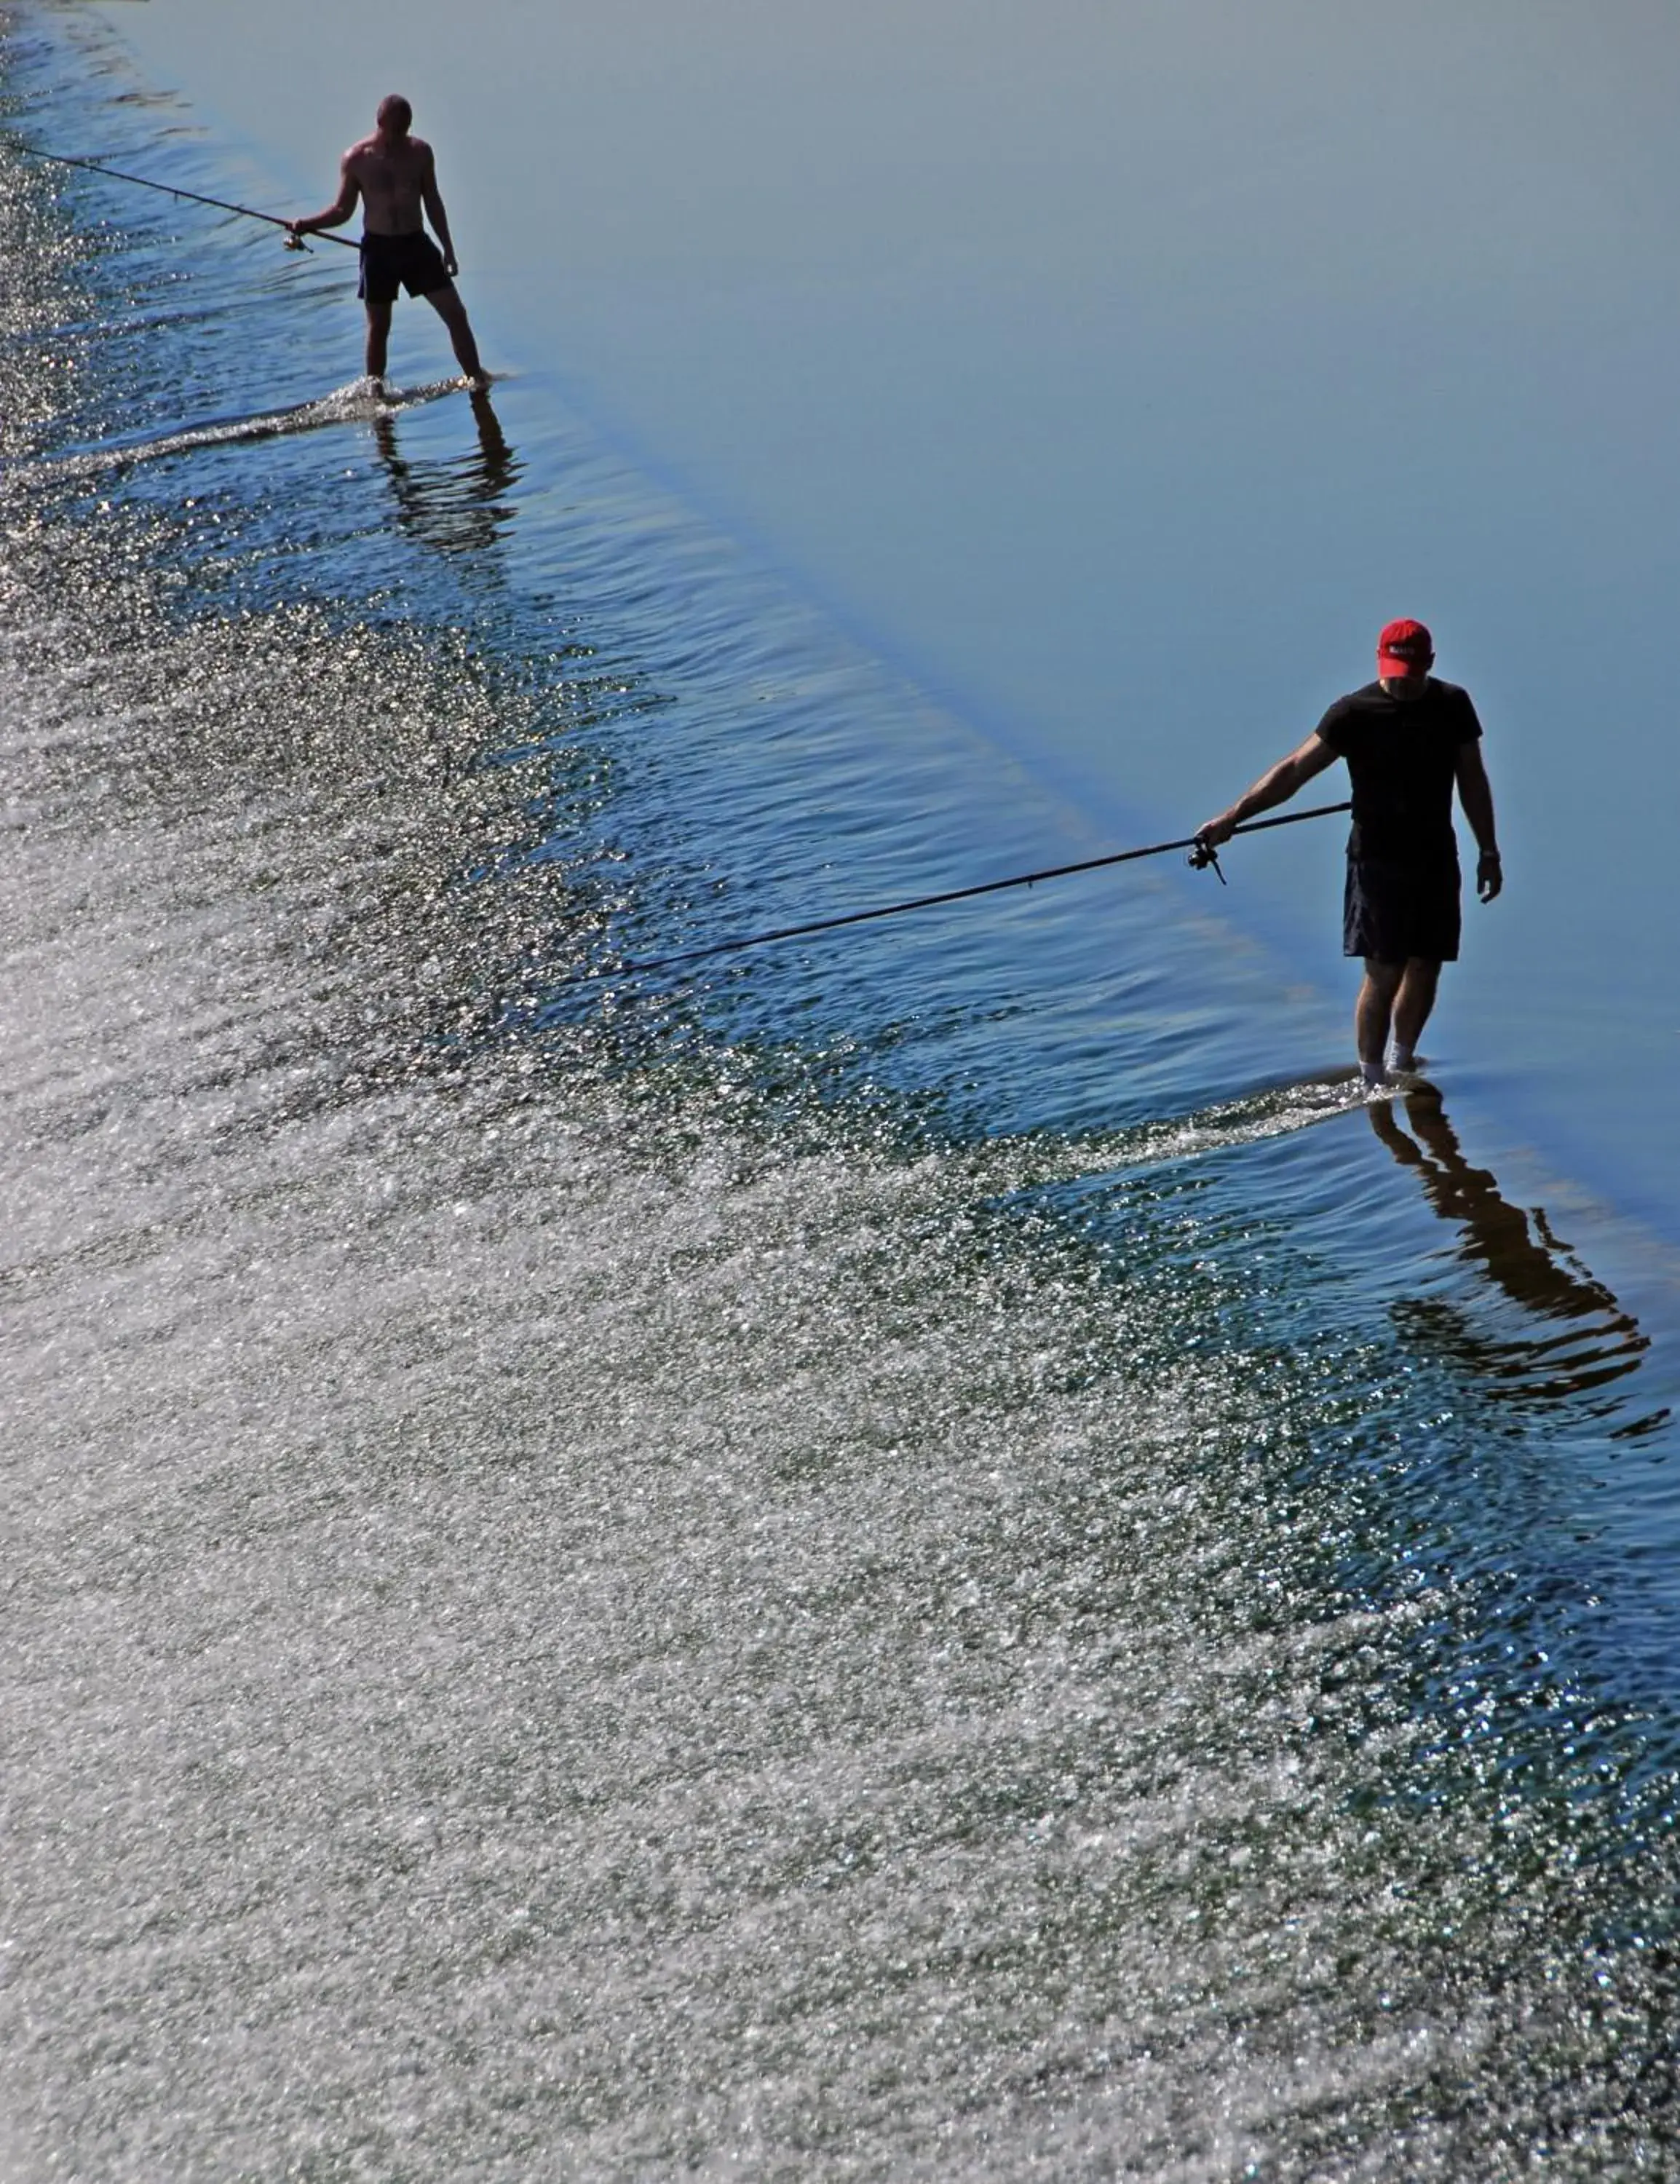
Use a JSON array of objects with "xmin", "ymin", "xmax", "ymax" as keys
[
  {"xmin": 364, "ymin": 299, "xmax": 394, "ymax": 382},
  {"xmin": 425, "ymin": 282, "xmax": 486, "ymax": 386},
  {"xmin": 1389, "ymin": 957, "xmax": 1442, "ymax": 1071},
  {"xmin": 1355, "ymin": 957, "xmax": 1405, "ymax": 1085}
]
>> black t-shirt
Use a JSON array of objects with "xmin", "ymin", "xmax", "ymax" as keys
[{"xmin": 1315, "ymin": 678, "xmax": 1482, "ymax": 866}]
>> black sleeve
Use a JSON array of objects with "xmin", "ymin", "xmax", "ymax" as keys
[
  {"xmin": 1314, "ymin": 695, "xmax": 1353, "ymax": 753},
  {"xmin": 1454, "ymin": 687, "xmax": 1484, "ymax": 743}
]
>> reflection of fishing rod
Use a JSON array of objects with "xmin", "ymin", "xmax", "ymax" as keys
[
  {"xmin": 572, "ymin": 800, "xmax": 1352, "ymax": 986},
  {"xmin": 11, "ymin": 143, "xmax": 358, "ymax": 250}
]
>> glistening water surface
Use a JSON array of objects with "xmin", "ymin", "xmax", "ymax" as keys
[
  {"xmin": 88, "ymin": 0, "xmax": 1680, "ymax": 1250},
  {"xmin": 4, "ymin": 8, "xmax": 1680, "ymax": 2178}
]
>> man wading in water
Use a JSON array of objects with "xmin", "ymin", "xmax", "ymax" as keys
[
  {"xmin": 1197, "ymin": 620, "xmax": 1502, "ymax": 1088},
  {"xmin": 289, "ymin": 95, "xmax": 488, "ymax": 391}
]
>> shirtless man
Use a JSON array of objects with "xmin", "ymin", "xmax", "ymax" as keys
[{"xmin": 289, "ymin": 95, "xmax": 487, "ymax": 389}]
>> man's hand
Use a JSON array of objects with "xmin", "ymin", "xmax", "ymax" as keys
[
  {"xmin": 443, "ymin": 249, "xmax": 459, "ymax": 277},
  {"xmin": 1196, "ymin": 808, "xmax": 1241, "ymax": 850},
  {"xmin": 1477, "ymin": 848, "xmax": 1502, "ymax": 902}
]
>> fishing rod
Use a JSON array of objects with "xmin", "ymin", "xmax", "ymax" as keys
[
  {"xmin": 11, "ymin": 142, "xmax": 357, "ymax": 250},
  {"xmin": 578, "ymin": 800, "xmax": 1352, "ymax": 986}
]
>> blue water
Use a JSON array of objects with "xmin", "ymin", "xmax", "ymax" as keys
[
  {"xmin": 5, "ymin": 9, "xmax": 1680, "ymax": 2176},
  {"xmin": 92, "ymin": 0, "xmax": 1680, "ymax": 1259}
]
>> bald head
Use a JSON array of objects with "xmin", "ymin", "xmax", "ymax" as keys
[{"xmin": 376, "ymin": 94, "xmax": 413, "ymax": 137}]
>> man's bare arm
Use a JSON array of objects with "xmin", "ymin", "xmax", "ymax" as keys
[
  {"xmin": 290, "ymin": 154, "xmax": 361, "ymax": 237},
  {"xmin": 419, "ymin": 154, "xmax": 459, "ymax": 275},
  {"xmin": 1198, "ymin": 733, "xmax": 1339, "ymax": 847},
  {"xmin": 1454, "ymin": 740, "xmax": 1502, "ymax": 901}
]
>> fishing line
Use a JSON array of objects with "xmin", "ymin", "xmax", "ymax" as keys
[
  {"xmin": 11, "ymin": 130, "xmax": 1348, "ymax": 997},
  {"xmin": 10, "ymin": 142, "xmax": 358, "ymax": 250},
  {"xmin": 576, "ymin": 800, "xmax": 1351, "ymax": 986}
]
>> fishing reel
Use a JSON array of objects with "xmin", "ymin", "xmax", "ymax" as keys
[
  {"xmin": 284, "ymin": 230, "xmax": 312, "ymax": 253},
  {"xmin": 1186, "ymin": 835, "xmax": 1227, "ymax": 885}
]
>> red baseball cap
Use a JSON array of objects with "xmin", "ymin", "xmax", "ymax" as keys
[{"xmin": 1376, "ymin": 618, "xmax": 1433, "ymax": 679}]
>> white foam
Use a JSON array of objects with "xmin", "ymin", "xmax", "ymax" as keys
[
  {"xmin": 0, "ymin": 543, "xmax": 1513, "ymax": 2180},
  {"xmin": 22, "ymin": 376, "xmax": 465, "ymax": 481}
]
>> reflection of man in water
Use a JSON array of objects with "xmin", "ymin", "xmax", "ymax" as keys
[
  {"xmin": 1368, "ymin": 1083, "xmax": 1647, "ymax": 1396},
  {"xmin": 288, "ymin": 95, "xmax": 488, "ymax": 391},
  {"xmin": 1199, "ymin": 620, "xmax": 1502, "ymax": 1087},
  {"xmin": 373, "ymin": 389, "xmax": 518, "ymax": 558}
]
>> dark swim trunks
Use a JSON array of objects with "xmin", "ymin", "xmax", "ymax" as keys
[
  {"xmin": 358, "ymin": 230, "xmax": 449, "ymax": 305},
  {"xmin": 1343, "ymin": 855, "xmax": 1462, "ymax": 964}
]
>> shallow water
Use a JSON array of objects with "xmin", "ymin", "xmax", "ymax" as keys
[
  {"xmin": 5, "ymin": 9, "xmax": 1680, "ymax": 2178},
  {"xmin": 88, "ymin": 0, "xmax": 1680, "ymax": 1252}
]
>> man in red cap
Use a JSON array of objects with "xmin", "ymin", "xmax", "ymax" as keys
[{"xmin": 1197, "ymin": 620, "xmax": 1501, "ymax": 1087}]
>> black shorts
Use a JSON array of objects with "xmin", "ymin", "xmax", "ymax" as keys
[
  {"xmin": 1343, "ymin": 856, "xmax": 1462, "ymax": 963},
  {"xmin": 358, "ymin": 231, "xmax": 449, "ymax": 305}
]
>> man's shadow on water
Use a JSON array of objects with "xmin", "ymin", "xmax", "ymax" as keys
[
  {"xmin": 373, "ymin": 388, "xmax": 521, "ymax": 562},
  {"xmin": 1367, "ymin": 1082, "xmax": 1664, "ymax": 1423}
]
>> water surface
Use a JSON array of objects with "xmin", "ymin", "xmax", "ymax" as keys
[
  {"xmin": 91, "ymin": 0, "xmax": 1680, "ymax": 1246},
  {"xmin": 5, "ymin": 9, "xmax": 1680, "ymax": 2177}
]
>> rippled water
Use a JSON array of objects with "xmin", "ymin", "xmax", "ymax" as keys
[{"xmin": 5, "ymin": 10, "xmax": 1680, "ymax": 2177}]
